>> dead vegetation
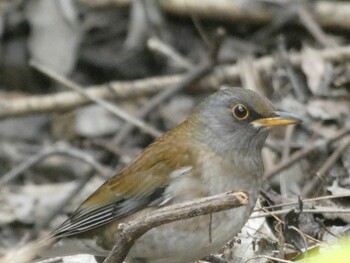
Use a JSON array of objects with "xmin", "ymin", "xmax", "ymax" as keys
[{"xmin": 0, "ymin": 0, "xmax": 350, "ymax": 262}]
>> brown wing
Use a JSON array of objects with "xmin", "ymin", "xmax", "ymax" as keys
[{"xmin": 51, "ymin": 126, "xmax": 194, "ymax": 238}]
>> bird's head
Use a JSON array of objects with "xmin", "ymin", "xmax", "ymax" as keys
[{"xmin": 190, "ymin": 87, "xmax": 301, "ymax": 159}]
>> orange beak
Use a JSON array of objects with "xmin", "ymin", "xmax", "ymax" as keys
[{"xmin": 251, "ymin": 111, "xmax": 302, "ymax": 127}]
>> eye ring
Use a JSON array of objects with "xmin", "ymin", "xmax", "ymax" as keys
[{"xmin": 232, "ymin": 104, "xmax": 249, "ymax": 120}]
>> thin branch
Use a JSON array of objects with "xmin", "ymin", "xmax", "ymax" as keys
[
  {"xmin": 254, "ymin": 207, "xmax": 324, "ymax": 245},
  {"xmin": 30, "ymin": 60, "xmax": 162, "ymax": 138},
  {"xmin": 103, "ymin": 191, "xmax": 249, "ymax": 263},
  {"xmin": 147, "ymin": 37, "xmax": 193, "ymax": 70},
  {"xmin": 237, "ymin": 56, "xmax": 268, "ymax": 96},
  {"xmin": 113, "ymin": 60, "xmax": 214, "ymax": 144},
  {"xmin": 77, "ymin": 0, "xmax": 350, "ymax": 30},
  {"xmin": 0, "ymin": 143, "xmax": 112, "ymax": 187},
  {"xmin": 277, "ymin": 36, "xmax": 308, "ymax": 102},
  {"xmin": 191, "ymin": 15, "xmax": 213, "ymax": 50},
  {"xmin": 280, "ymin": 125, "xmax": 295, "ymax": 197},
  {"xmin": 249, "ymin": 1, "xmax": 298, "ymax": 43},
  {"xmin": 314, "ymin": 217, "xmax": 341, "ymax": 239},
  {"xmin": 252, "ymin": 207, "xmax": 350, "ymax": 218},
  {"xmin": 1, "ymin": 46, "xmax": 350, "ymax": 118},
  {"xmin": 243, "ymin": 255, "xmax": 292, "ymax": 263},
  {"xmin": 203, "ymin": 254, "xmax": 229, "ymax": 263},
  {"xmin": 297, "ymin": 4, "xmax": 335, "ymax": 48},
  {"xmin": 301, "ymin": 136, "xmax": 350, "ymax": 197},
  {"xmin": 263, "ymin": 126, "xmax": 350, "ymax": 181},
  {"xmin": 257, "ymin": 193, "xmax": 350, "ymax": 212},
  {"xmin": 113, "ymin": 25, "xmax": 224, "ymax": 144}
]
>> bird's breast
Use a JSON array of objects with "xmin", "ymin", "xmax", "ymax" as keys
[
  {"xmin": 124, "ymin": 149, "xmax": 262, "ymax": 262},
  {"xmin": 197, "ymin": 148, "xmax": 262, "ymax": 198}
]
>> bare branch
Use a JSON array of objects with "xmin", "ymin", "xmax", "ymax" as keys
[
  {"xmin": 0, "ymin": 143, "xmax": 112, "ymax": 187},
  {"xmin": 30, "ymin": 60, "xmax": 162, "ymax": 138},
  {"xmin": 301, "ymin": 136, "xmax": 350, "ymax": 197},
  {"xmin": 1, "ymin": 46, "xmax": 350, "ymax": 118},
  {"xmin": 103, "ymin": 191, "xmax": 249, "ymax": 263},
  {"xmin": 76, "ymin": 0, "xmax": 350, "ymax": 30},
  {"xmin": 264, "ymin": 126, "xmax": 350, "ymax": 181}
]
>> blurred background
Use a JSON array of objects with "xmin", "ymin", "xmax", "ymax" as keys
[{"xmin": 0, "ymin": 0, "xmax": 350, "ymax": 262}]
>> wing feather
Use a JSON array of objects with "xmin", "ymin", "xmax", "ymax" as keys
[{"xmin": 51, "ymin": 129, "xmax": 194, "ymax": 239}]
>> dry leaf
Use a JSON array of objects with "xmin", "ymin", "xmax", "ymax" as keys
[{"xmin": 301, "ymin": 46, "xmax": 326, "ymax": 94}]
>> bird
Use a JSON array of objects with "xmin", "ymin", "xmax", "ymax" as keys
[{"xmin": 40, "ymin": 87, "xmax": 301, "ymax": 263}]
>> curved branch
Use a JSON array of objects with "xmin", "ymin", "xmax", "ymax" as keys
[{"xmin": 103, "ymin": 191, "xmax": 249, "ymax": 263}]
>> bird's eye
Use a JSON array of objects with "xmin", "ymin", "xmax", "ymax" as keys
[{"xmin": 232, "ymin": 104, "xmax": 249, "ymax": 120}]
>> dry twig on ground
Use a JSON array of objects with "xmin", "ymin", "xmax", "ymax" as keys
[
  {"xmin": 263, "ymin": 126, "xmax": 350, "ymax": 181},
  {"xmin": 1, "ymin": 46, "xmax": 350, "ymax": 118},
  {"xmin": 0, "ymin": 142, "xmax": 112, "ymax": 187},
  {"xmin": 77, "ymin": 0, "xmax": 350, "ymax": 30}
]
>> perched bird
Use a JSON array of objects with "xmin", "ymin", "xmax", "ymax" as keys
[{"xmin": 42, "ymin": 87, "xmax": 301, "ymax": 263}]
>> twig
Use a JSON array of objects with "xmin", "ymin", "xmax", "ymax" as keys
[
  {"xmin": 277, "ymin": 220, "xmax": 285, "ymax": 259},
  {"xmin": 258, "ymin": 206, "xmax": 284, "ymax": 225},
  {"xmin": 263, "ymin": 127, "xmax": 350, "ymax": 180},
  {"xmin": 113, "ymin": 26, "xmax": 223, "ymax": 144},
  {"xmin": 257, "ymin": 193, "xmax": 350, "ymax": 212},
  {"xmin": 147, "ymin": 37, "xmax": 193, "ymax": 70},
  {"xmin": 278, "ymin": 36, "xmax": 308, "ymax": 102},
  {"xmin": 280, "ymin": 125, "xmax": 295, "ymax": 197},
  {"xmin": 243, "ymin": 255, "xmax": 292, "ymax": 263},
  {"xmin": 249, "ymin": 1, "xmax": 298, "ymax": 42},
  {"xmin": 124, "ymin": 0, "xmax": 148, "ymax": 50},
  {"xmin": 301, "ymin": 136, "xmax": 350, "ymax": 197},
  {"xmin": 237, "ymin": 56, "xmax": 269, "ymax": 96},
  {"xmin": 314, "ymin": 217, "xmax": 341, "ymax": 239},
  {"xmin": 113, "ymin": 60, "xmax": 214, "ymax": 144},
  {"xmin": 103, "ymin": 191, "xmax": 249, "ymax": 263},
  {"xmin": 252, "ymin": 207, "xmax": 350, "ymax": 218},
  {"xmin": 288, "ymin": 226, "xmax": 322, "ymax": 246},
  {"xmin": 254, "ymin": 207, "xmax": 324, "ymax": 245},
  {"xmin": 203, "ymin": 254, "xmax": 229, "ymax": 263},
  {"xmin": 191, "ymin": 15, "xmax": 213, "ymax": 51},
  {"xmin": 1, "ymin": 46, "xmax": 350, "ymax": 118},
  {"xmin": 297, "ymin": 4, "xmax": 335, "ymax": 48},
  {"xmin": 30, "ymin": 60, "xmax": 162, "ymax": 138},
  {"xmin": 0, "ymin": 143, "xmax": 111, "ymax": 187},
  {"xmin": 208, "ymin": 27, "xmax": 226, "ymax": 64},
  {"xmin": 282, "ymin": 126, "xmax": 294, "ymax": 160},
  {"xmin": 77, "ymin": 0, "xmax": 350, "ymax": 30}
]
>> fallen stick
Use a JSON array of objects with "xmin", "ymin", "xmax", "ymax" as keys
[
  {"xmin": 1, "ymin": 46, "xmax": 350, "ymax": 118},
  {"xmin": 263, "ymin": 127, "xmax": 350, "ymax": 181},
  {"xmin": 77, "ymin": 0, "xmax": 350, "ymax": 30}
]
